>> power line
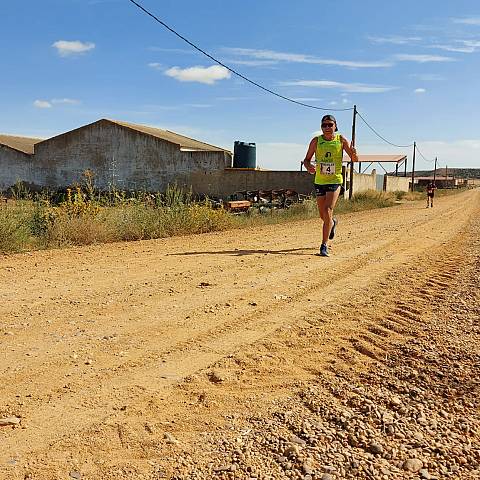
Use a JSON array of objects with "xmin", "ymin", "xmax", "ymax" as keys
[
  {"xmin": 356, "ymin": 111, "xmax": 414, "ymax": 148},
  {"xmin": 355, "ymin": 111, "xmax": 436, "ymax": 162},
  {"xmin": 128, "ymin": 1, "xmax": 441, "ymax": 162},
  {"xmin": 415, "ymin": 144, "xmax": 434, "ymax": 162},
  {"xmin": 127, "ymin": 0, "xmax": 353, "ymax": 112}
]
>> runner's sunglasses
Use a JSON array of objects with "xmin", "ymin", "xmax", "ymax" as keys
[{"xmin": 321, "ymin": 122, "xmax": 335, "ymax": 128}]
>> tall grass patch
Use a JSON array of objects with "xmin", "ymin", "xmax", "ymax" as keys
[
  {"xmin": 0, "ymin": 181, "xmax": 466, "ymax": 254},
  {"xmin": 335, "ymin": 190, "xmax": 396, "ymax": 213},
  {"xmin": 0, "ymin": 202, "xmax": 33, "ymax": 253}
]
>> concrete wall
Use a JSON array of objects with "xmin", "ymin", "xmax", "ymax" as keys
[
  {"xmin": 0, "ymin": 145, "xmax": 35, "ymax": 191},
  {"xmin": 384, "ymin": 175, "xmax": 410, "ymax": 192},
  {"xmin": 188, "ymin": 169, "xmax": 315, "ymax": 198},
  {"xmin": 349, "ymin": 171, "xmax": 377, "ymax": 195},
  {"xmin": 188, "ymin": 169, "xmax": 380, "ymax": 201},
  {"xmin": 31, "ymin": 120, "xmax": 231, "ymax": 191}
]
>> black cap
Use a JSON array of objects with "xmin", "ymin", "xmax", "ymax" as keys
[{"xmin": 321, "ymin": 114, "xmax": 338, "ymax": 131}]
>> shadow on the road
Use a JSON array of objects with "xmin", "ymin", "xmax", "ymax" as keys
[{"xmin": 168, "ymin": 248, "xmax": 313, "ymax": 257}]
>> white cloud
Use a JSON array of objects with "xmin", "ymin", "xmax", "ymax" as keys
[
  {"xmin": 34, "ymin": 98, "xmax": 80, "ymax": 108},
  {"xmin": 453, "ymin": 17, "xmax": 480, "ymax": 26},
  {"xmin": 164, "ymin": 65, "xmax": 231, "ymax": 85},
  {"xmin": 186, "ymin": 104, "xmax": 212, "ymax": 108},
  {"xmin": 52, "ymin": 40, "xmax": 95, "ymax": 57},
  {"xmin": 410, "ymin": 73, "xmax": 445, "ymax": 81},
  {"xmin": 430, "ymin": 44, "xmax": 477, "ymax": 53},
  {"xmin": 148, "ymin": 62, "xmax": 163, "ymax": 70},
  {"xmin": 367, "ymin": 35, "xmax": 422, "ymax": 45},
  {"xmin": 227, "ymin": 59, "xmax": 278, "ymax": 67},
  {"xmin": 414, "ymin": 88, "xmax": 426, "ymax": 94},
  {"xmin": 280, "ymin": 80, "xmax": 397, "ymax": 93},
  {"xmin": 224, "ymin": 48, "xmax": 393, "ymax": 68},
  {"xmin": 33, "ymin": 100, "xmax": 52, "ymax": 109},
  {"xmin": 433, "ymin": 39, "xmax": 480, "ymax": 53},
  {"xmin": 51, "ymin": 98, "xmax": 80, "ymax": 105},
  {"xmin": 394, "ymin": 54, "xmax": 455, "ymax": 63}
]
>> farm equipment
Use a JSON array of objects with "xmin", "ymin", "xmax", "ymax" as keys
[
  {"xmin": 229, "ymin": 189, "xmax": 307, "ymax": 213},
  {"xmin": 225, "ymin": 200, "xmax": 251, "ymax": 213}
]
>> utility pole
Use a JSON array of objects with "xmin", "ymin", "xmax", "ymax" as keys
[
  {"xmin": 404, "ymin": 157, "xmax": 407, "ymax": 177},
  {"xmin": 349, "ymin": 104, "xmax": 357, "ymax": 200},
  {"xmin": 433, "ymin": 157, "xmax": 437, "ymax": 184},
  {"xmin": 411, "ymin": 142, "xmax": 416, "ymax": 191},
  {"xmin": 445, "ymin": 164, "xmax": 448, "ymax": 186}
]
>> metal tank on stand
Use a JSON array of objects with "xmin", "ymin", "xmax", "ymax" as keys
[{"xmin": 233, "ymin": 141, "xmax": 256, "ymax": 169}]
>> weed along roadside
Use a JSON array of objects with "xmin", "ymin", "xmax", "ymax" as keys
[{"xmin": 0, "ymin": 183, "xmax": 466, "ymax": 254}]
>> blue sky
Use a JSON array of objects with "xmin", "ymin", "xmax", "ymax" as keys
[{"xmin": 2, "ymin": 0, "xmax": 480, "ymax": 171}]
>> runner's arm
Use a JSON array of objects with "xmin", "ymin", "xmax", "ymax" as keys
[
  {"xmin": 341, "ymin": 135, "xmax": 358, "ymax": 162},
  {"xmin": 303, "ymin": 138, "xmax": 317, "ymax": 174}
]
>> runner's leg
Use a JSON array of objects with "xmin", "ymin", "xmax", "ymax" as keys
[
  {"xmin": 316, "ymin": 195, "xmax": 327, "ymax": 223},
  {"xmin": 321, "ymin": 187, "xmax": 341, "ymax": 244}
]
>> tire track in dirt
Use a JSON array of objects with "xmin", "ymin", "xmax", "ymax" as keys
[
  {"xmin": 160, "ymin": 216, "xmax": 480, "ymax": 479},
  {"xmin": 0, "ymin": 196, "xmax": 469, "ymax": 410},
  {"xmin": 0, "ymin": 190, "xmax": 478, "ymax": 478}
]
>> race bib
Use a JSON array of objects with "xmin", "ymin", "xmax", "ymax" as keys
[{"xmin": 320, "ymin": 162, "xmax": 335, "ymax": 175}]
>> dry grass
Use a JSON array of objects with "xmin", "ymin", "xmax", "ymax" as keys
[
  {"xmin": 0, "ymin": 203, "xmax": 33, "ymax": 253},
  {"xmin": 0, "ymin": 186, "xmax": 464, "ymax": 254}
]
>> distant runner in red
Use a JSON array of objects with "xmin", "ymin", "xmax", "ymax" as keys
[
  {"xmin": 303, "ymin": 115, "xmax": 358, "ymax": 257},
  {"xmin": 426, "ymin": 181, "xmax": 437, "ymax": 208}
]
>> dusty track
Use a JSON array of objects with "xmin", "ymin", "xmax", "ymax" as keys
[{"xmin": 1, "ymin": 190, "xmax": 479, "ymax": 479}]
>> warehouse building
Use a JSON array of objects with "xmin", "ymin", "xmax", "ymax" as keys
[
  {"xmin": 0, "ymin": 119, "xmax": 232, "ymax": 192},
  {"xmin": 32, "ymin": 119, "xmax": 232, "ymax": 191},
  {"xmin": 0, "ymin": 134, "xmax": 43, "ymax": 191}
]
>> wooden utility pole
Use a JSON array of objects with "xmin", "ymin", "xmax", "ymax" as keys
[
  {"xmin": 433, "ymin": 157, "xmax": 437, "ymax": 184},
  {"xmin": 404, "ymin": 157, "xmax": 407, "ymax": 177},
  {"xmin": 411, "ymin": 142, "xmax": 416, "ymax": 191},
  {"xmin": 349, "ymin": 104, "xmax": 357, "ymax": 200}
]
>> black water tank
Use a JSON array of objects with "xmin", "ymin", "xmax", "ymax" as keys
[{"xmin": 233, "ymin": 141, "xmax": 256, "ymax": 168}]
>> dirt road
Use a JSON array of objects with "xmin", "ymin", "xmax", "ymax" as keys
[{"xmin": 1, "ymin": 190, "xmax": 479, "ymax": 479}]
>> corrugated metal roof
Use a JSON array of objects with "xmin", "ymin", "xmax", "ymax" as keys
[
  {"xmin": 108, "ymin": 119, "xmax": 229, "ymax": 153},
  {"xmin": 0, "ymin": 133, "xmax": 43, "ymax": 155}
]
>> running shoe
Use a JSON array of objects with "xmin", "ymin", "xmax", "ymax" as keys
[
  {"xmin": 329, "ymin": 218, "xmax": 338, "ymax": 240},
  {"xmin": 319, "ymin": 243, "xmax": 329, "ymax": 257}
]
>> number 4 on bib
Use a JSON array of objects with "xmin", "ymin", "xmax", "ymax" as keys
[{"xmin": 320, "ymin": 162, "xmax": 335, "ymax": 175}]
